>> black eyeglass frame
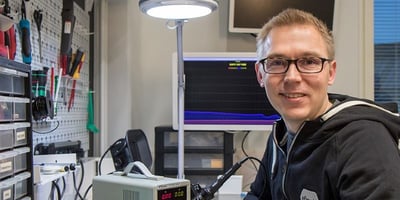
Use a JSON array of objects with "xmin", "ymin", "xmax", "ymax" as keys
[{"xmin": 258, "ymin": 57, "xmax": 333, "ymax": 74}]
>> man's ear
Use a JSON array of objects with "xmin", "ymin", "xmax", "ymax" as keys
[
  {"xmin": 255, "ymin": 63, "xmax": 265, "ymax": 87},
  {"xmin": 328, "ymin": 60, "xmax": 336, "ymax": 86}
]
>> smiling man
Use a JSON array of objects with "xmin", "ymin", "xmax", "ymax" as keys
[{"xmin": 245, "ymin": 8, "xmax": 400, "ymax": 200}]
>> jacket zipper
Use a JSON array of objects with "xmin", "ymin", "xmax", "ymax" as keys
[{"xmin": 280, "ymin": 122, "xmax": 306, "ymax": 199}]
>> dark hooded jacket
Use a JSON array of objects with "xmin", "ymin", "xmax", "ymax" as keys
[{"xmin": 245, "ymin": 94, "xmax": 400, "ymax": 200}]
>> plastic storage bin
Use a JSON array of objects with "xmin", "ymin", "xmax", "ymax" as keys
[
  {"xmin": 0, "ymin": 96, "xmax": 13, "ymax": 122},
  {"xmin": 0, "ymin": 73, "xmax": 12, "ymax": 95},
  {"xmin": 13, "ymin": 123, "xmax": 30, "ymax": 147},
  {"xmin": 0, "ymin": 177, "xmax": 14, "ymax": 200},
  {"xmin": 12, "ymin": 73, "xmax": 28, "ymax": 96},
  {"xmin": 0, "ymin": 66, "xmax": 28, "ymax": 96},
  {"xmin": 14, "ymin": 172, "xmax": 30, "ymax": 199},
  {"xmin": 0, "ymin": 151, "xmax": 17, "ymax": 179},
  {"xmin": 13, "ymin": 98, "xmax": 29, "ymax": 121},
  {"xmin": 0, "ymin": 124, "xmax": 14, "ymax": 150},
  {"xmin": 13, "ymin": 147, "xmax": 30, "ymax": 173}
]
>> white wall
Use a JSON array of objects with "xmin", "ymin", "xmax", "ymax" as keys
[{"xmin": 96, "ymin": 0, "xmax": 372, "ymax": 189}]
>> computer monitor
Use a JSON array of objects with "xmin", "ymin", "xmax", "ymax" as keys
[
  {"xmin": 228, "ymin": 0, "xmax": 335, "ymax": 34},
  {"xmin": 172, "ymin": 52, "xmax": 280, "ymax": 131}
]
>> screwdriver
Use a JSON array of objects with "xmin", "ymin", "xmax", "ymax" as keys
[
  {"xmin": 34, "ymin": 9, "xmax": 43, "ymax": 63},
  {"xmin": 19, "ymin": 0, "xmax": 31, "ymax": 64}
]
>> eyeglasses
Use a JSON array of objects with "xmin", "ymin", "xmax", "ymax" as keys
[{"xmin": 258, "ymin": 57, "xmax": 333, "ymax": 74}]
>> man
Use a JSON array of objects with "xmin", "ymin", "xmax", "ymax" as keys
[{"xmin": 245, "ymin": 8, "xmax": 400, "ymax": 200}]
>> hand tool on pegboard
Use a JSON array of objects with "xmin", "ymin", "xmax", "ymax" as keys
[
  {"xmin": 0, "ymin": 0, "xmax": 16, "ymax": 60},
  {"xmin": 19, "ymin": 0, "xmax": 31, "ymax": 64},
  {"xmin": 2, "ymin": 0, "xmax": 10, "ymax": 14},
  {"xmin": 67, "ymin": 79, "xmax": 76, "ymax": 112},
  {"xmin": 54, "ymin": 67, "xmax": 62, "ymax": 116},
  {"xmin": 32, "ymin": 67, "xmax": 48, "ymax": 97},
  {"xmin": 31, "ymin": 70, "xmax": 38, "ymax": 96},
  {"xmin": 31, "ymin": 67, "xmax": 54, "ymax": 120},
  {"xmin": 4, "ymin": 25, "xmax": 16, "ymax": 60},
  {"xmin": 63, "ymin": 78, "xmax": 68, "ymax": 105},
  {"xmin": 60, "ymin": 0, "xmax": 75, "ymax": 76},
  {"xmin": 67, "ymin": 49, "xmax": 85, "ymax": 112},
  {"xmin": 33, "ymin": 9, "xmax": 43, "ymax": 63},
  {"xmin": 69, "ymin": 48, "xmax": 84, "ymax": 77},
  {"xmin": 87, "ymin": 91, "xmax": 99, "ymax": 133}
]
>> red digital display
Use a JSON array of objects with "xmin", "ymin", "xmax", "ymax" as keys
[{"xmin": 157, "ymin": 186, "xmax": 187, "ymax": 200}]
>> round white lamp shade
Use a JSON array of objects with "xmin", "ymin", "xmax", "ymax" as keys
[{"xmin": 139, "ymin": 0, "xmax": 219, "ymax": 19}]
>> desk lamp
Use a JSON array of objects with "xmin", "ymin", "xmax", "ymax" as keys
[{"xmin": 138, "ymin": 0, "xmax": 219, "ymax": 179}]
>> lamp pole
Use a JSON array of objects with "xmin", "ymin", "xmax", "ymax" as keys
[
  {"xmin": 138, "ymin": 0, "xmax": 219, "ymax": 181},
  {"xmin": 176, "ymin": 19, "xmax": 185, "ymax": 179}
]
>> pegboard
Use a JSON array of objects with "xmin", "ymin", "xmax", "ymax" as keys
[{"xmin": 6, "ymin": 0, "xmax": 92, "ymax": 156}]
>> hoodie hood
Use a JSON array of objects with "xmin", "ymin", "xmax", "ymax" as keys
[
  {"xmin": 321, "ymin": 94, "xmax": 400, "ymax": 142},
  {"xmin": 272, "ymin": 93, "xmax": 400, "ymax": 146}
]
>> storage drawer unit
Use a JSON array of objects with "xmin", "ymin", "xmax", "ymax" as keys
[
  {"xmin": 155, "ymin": 126, "xmax": 233, "ymax": 187},
  {"xmin": 0, "ymin": 57, "xmax": 32, "ymax": 199}
]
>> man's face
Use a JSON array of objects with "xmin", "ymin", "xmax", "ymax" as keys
[{"xmin": 256, "ymin": 24, "xmax": 336, "ymax": 130}]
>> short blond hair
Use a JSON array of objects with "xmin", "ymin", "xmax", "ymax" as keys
[{"xmin": 256, "ymin": 8, "xmax": 334, "ymax": 60}]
